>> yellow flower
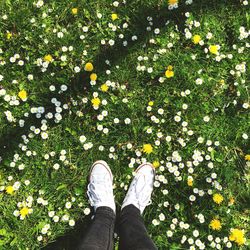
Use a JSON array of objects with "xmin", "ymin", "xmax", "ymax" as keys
[
  {"xmin": 228, "ymin": 197, "xmax": 235, "ymax": 206},
  {"xmin": 229, "ymin": 229, "xmax": 246, "ymax": 246},
  {"xmin": 187, "ymin": 177, "xmax": 193, "ymax": 187},
  {"xmin": 91, "ymin": 97, "xmax": 101, "ymax": 107},
  {"xmin": 165, "ymin": 70, "xmax": 174, "ymax": 78},
  {"xmin": 209, "ymin": 219, "xmax": 222, "ymax": 231},
  {"xmin": 84, "ymin": 62, "xmax": 94, "ymax": 72},
  {"xmin": 168, "ymin": 0, "xmax": 178, "ymax": 5},
  {"xmin": 72, "ymin": 8, "xmax": 78, "ymax": 15},
  {"xmin": 209, "ymin": 45, "xmax": 218, "ymax": 54},
  {"xmin": 6, "ymin": 32, "xmax": 12, "ymax": 40},
  {"xmin": 44, "ymin": 54, "xmax": 53, "ymax": 62},
  {"xmin": 6, "ymin": 186, "xmax": 15, "ymax": 195},
  {"xmin": 148, "ymin": 101, "xmax": 154, "ymax": 106},
  {"xmin": 213, "ymin": 193, "xmax": 224, "ymax": 204},
  {"xmin": 90, "ymin": 73, "xmax": 97, "ymax": 81},
  {"xmin": 101, "ymin": 83, "xmax": 109, "ymax": 92},
  {"xmin": 111, "ymin": 13, "xmax": 118, "ymax": 21},
  {"xmin": 153, "ymin": 161, "xmax": 160, "ymax": 168},
  {"xmin": 193, "ymin": 35, "xmax": 201, "ymax": 44},
  {"xmin": 18, "ymin": 90, "xmax": 27, "ymax": 100},
  {"xmin": 245, "ymin": 154, "xmax": 250, "ymax": 161},
  {"xmin": 20, "ymin": 207, "xmax": 29, "ymax": 218},
  {"xmin": 143, "ymin": 144, "xmax": 153, "ymax": 154}
]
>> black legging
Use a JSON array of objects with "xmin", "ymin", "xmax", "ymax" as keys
[{"xmin": 77, "ymin": 204, "xmax": 157, "ymax": 250}]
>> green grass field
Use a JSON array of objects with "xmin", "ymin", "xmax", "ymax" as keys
[{"xmin": 0, "ymin": 0, "xmax": 249, "ymax": 249}]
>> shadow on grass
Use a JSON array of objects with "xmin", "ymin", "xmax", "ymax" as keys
[
  {"xmin": 43, "ymin": 215, "xmax": 91, "ymax": 250},
  {"xmin": 0, "ymin": 0, "xmax": 241, "ymax": 159}
]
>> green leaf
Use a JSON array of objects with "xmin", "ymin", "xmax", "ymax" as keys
[{"xmin": 56, "ymin": 184, "xmax": 67, "ymax": 191}]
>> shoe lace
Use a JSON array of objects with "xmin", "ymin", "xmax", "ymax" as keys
[
  {"xmin": 127, "ymin": 174, "xmax": 153, "ymax": 209},
  {"xmin": 87, "ymin": 175, "xmax": 112, "ymax": 206}
]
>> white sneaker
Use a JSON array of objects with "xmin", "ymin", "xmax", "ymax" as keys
[
  {"xmin": 121, "ymin": 163, "xmax": 155, "ymax": 214},
  {"xmin": 87, "ymin": 160, "xmax": 116, "ymax": 213}
]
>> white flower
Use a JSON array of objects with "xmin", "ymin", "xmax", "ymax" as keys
[
  {"xmin": 57, "ymin": 32, "xmax": 64, "ymax": 38},
  {"xmin": 0, "ymin": 88, "xmax": 6, "ymax": 96},
  {"xmin": 79, "ymin": 135, "xmax": 87, "ymax": 143},
  {"xmin": 74, "ymin": 66, "xmax": 80, "ymax": 73},
  {"xmin": 53, "ymin": 163, "xmax": 60, "ymax": 170},
  {"xmin": 196, "ymin": 78, "xmax": 203, "ymax": 85},
  {"xmin": 24, "ymin": 180, "xmax": 30, "ymax": 186},
  {"xmin": 37, "ymin": 235, "xmax": 43, "ymax": 241},
  {"xmin": 167, "ymin": 230, "xmax": 173, "ymax": 237},
  {"xmin": 152, "ymin": 219, "xmax": 160, "ymax": 226},
  {"xmin": 124, "ymin": 118, "xmax": 131, "ymax": 124},
  {"xmin": 35, "ymin": 0, "xmax": 44, "ymax": 8},
  {"xmin": 159, "ymin": 213, "xmax": 165, "ymax": 221},
  {"xmin": 41, "ymin": 228, "xmax": 48, "ymax": 234},
  {"xmin": 114, "ymin": 118, "xmax": 120, "ymax": 124},
  {"xmin": 53, "ymin": 215, "xmax": 59, "ymax": 222},
  {"xmin": 84, "ymin": 208, "xmax": 91, "ymax": 215},
  {"xmin": 65, "ymin": 202, "xmax": 72, "ymax": 209},
  {"xmin": 158, "ymin": 108, "xmax": 164, "ymax": 115},
  {"xmin": 203, "ymin": 116, "xmax": 210, "ymax": 122},
  {"xmin": 69, "ymin": 219, "xmax": 75, "ymax": 226},
  {"xmin": 103, "ymin": 128, "xmax": 109, "ymax": 134},
  {"xmin": 189, "ymin": 195, "xmax": 196, "ymax": 201},
  {"xmin": 193, "ymin": 230, "xmax": 199, "ymax": 237},
  {"xmin": 82, "ymin": 26, "xmax": 89, "ymax": 32},
  {"xmin": 242, "ymin": 103, "xmax": 249, "ymax": 109},
  {"xmin": 174, "ymin": 115, "xmax": 181, "ymax": 122},
  {"xmin": 48, "ymin": 211, "xmax": 55, "ymax": 217},
  {"xmin": 41, "ymin": 132, "xmax": 48, "ymax": 139},
  {"xmin": 242, "ymin": 133, "xmax": 248, "ymax": 139}
]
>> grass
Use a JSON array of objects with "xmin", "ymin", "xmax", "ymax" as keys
[{"xmin": 0, "ymin": 0, "xmax": 249, "ymax": 249}]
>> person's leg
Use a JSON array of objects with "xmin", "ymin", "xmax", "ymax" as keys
[
  {"xmin": 77, "ymin": 206, "xmax": 115, "ymax": 250},
  {"xmin": 118, "ymin": 163, "xmax": 157, "ymax": 250},
  {"xmin": 77, "ymin": 160, "xmax": 116, "ymax": 250},
  {"xmin": 118, "ymin": 204, "xmax": 157, "ymax": 250}
]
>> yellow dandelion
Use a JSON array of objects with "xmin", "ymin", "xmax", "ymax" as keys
[
  {"xmin": 229, "ymin": 229, "xmax": 246, "ymax": 246},
  {"xmin": 209, "ymin": 219, "xmax": 222, "ymax": 231},
  {"xmin": 148, "ymin": 101, "xmax": 154, "ymax": 106},
  {"xmin": 91, "ymin": 97, "xmax": 101, "ymax": 107},
  {"xmin": 153, "ymin": 161, "xmax": 160, "ymax": 168},
  {"xmin": 72, "ymin": 8, "xmax": 78, "ymax": 15},
  {"xmin": 20, "ymin": 207, "xmax": 29, "ymax": 218},
  {"xmin": 213, "ymin": 193, "xmax": 224, "ymax": 204},
  {"xmin": 5, "ymin": 186, "xmax": 15, "ymax": 195},
  {"xmin": 165, "ymin": 70, "xmax": 174, "ymax": 78},
  {"xmin": 193, "ymin": 35, "xmax": 201, "ymax": 44},
  {"xmin": 18, "ymin": 90, "xmax": 27, "ymax": 100},
  {"xmin": 90, "ymin": 73, "xmax": 97, "ymax": 81},
  {"xmin": 6, "ymin": 32, "xmax": 12, "ymax": 40},
  {"xmin": 228, "ymin": 197, "xmax": 235, "ymax": 206},
  {"xmin": 168, "ymin": 0, "xmax": 178, "ymax": 5},
  {"xmin": 44, "ymin": 54, "xmax": 53, "ymax": 62},
  {"xmin": 245, "ymin": 154, "xmax": 250, "ymax": 161},
  {"xmin": 209, "ymin": 45, "xmax": 218, "ymax": 54},
  {"xmin": 143, "ymin": 144, "xmax": 153, "ymax": 154},
  {"xmin": 111, "ymin": 13, "xmax": 118, "ymax": 21},
  {"xmin": 84, "ymin": 62, "xmax": 94, "ymax": 72},
  {"xmin": 187, "ymin": 177, "xmax": 193, "ymax": 187},
  {"xmin": 100, "ymin": 83, "xmax": 109, "ymax": 92}
]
